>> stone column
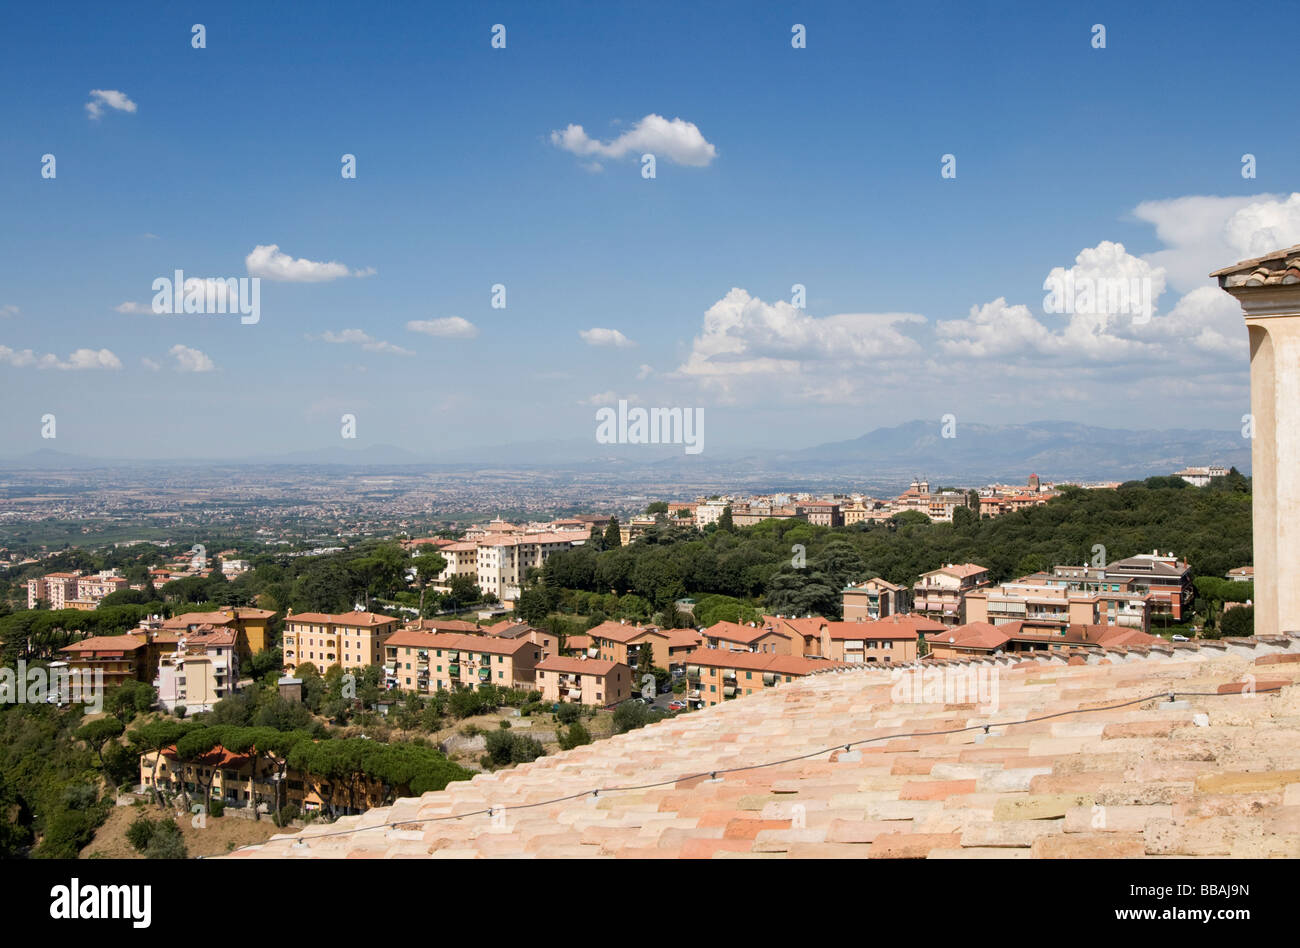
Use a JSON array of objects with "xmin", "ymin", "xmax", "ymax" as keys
[{"xmin": 1214, "ymin": 247, "xmax": 1300, "ymax": 635}]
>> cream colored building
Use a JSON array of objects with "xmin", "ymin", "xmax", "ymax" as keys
[
  {"xmin": 534, "ymin": 656, "xmax": 630, "ymax": 706},
  {"xmin": 154, "ymin": 627, "xmax": 240, "ymax": 714},
  {"xmin": 1214, "ymin": 244, "xmax": 1300, "ymax": 635}
]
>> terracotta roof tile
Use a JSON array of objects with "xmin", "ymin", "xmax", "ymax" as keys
[{"xmin": 230, "ymin": 633, "xmax": 1300, "ymax": 860}]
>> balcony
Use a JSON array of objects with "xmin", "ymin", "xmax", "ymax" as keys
[
  {"xmin": 478, "ymin": 668, "xmax": 491, "ymax": 682},
  {"xmin": 447, "ymin": 663, "xmax": 460, "ymax": 676}
]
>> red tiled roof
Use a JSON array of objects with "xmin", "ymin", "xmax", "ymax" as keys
[
  {"xmin": 703, "ymin": 620, "xmax": 784, "ymax": 645},
  {"xmin": 535, "ymin": 656, "xmax": 624, "ymax": 677},
  {"xmin": 680, "ymin": 648, "xmax": 843, "ymax": 676},
  {"xmin": 926, "ymin": 622, "xmax": 1013, "ymax": 651},
  {"xmin": 588, "ymin": 621, "xmax": 660, "ymax": 644},
  {"xmin": 384, "ymin": 630, "xmax": 535, "ymax": 655},
  {"xmin": 60, "ymin": 635, "xmax": 146, "ymax": 653},
  {"xmin": 286, "ymin": 611, "xmax": 399, "ymax": 626}
]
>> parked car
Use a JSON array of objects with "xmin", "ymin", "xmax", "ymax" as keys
[
  {"xmin": 668, "ymin": 699, "xmax": 687, "ymax": 711},
  {"xmin": 1171, "ymin": 634, "xmax": 1190, "ymax": 642}
]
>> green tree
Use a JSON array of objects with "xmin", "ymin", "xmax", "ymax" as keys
[
  {"xmin": 604, "ymin": 517, "xmax": 623, "ymax": 549},
  {"xmin": 1220, "ymin": 604, "xmax": 1254, "ymax": 637},
  {"xmin": 413, "ymin": 551, "xmax": 447, "ymax": 618},
  {"xmin": 75, "ymin": 717, "xmax": 125, "ymax": 768}
]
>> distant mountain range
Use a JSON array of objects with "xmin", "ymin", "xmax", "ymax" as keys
[{"xmin": 0, "ymin": 420, "xmax": 1250, "ymax": 484}]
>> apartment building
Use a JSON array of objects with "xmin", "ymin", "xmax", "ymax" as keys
[
  {"xmin": 797, "ymin": 501, "xmax": 843, "ymax": 528},
  {"xmin": 1052, "ymin": 552, "xmax": 1193, "ymax": 622},
  {"xmin": 681, "ymin": 649, "xmax": 842, "ymax": 708},
  {"xmin": 1103, "ymin": 553, "xmax": 1194, "ymax": 621},
  {"xmin": 154, "ymin": 627, "xmax": 240, "ymax": 714},
  {"xmin": 694, "ymin": 500, "xmax": 729, "ymax": 529},
  {"xmin": 563, "ymin": 634, "xmax": 594, "ymax": 657},
  {"xmin": 27, "ymin": 570, "xmax": 125, "ymax": 610},
  {"xmin": 588, "ymin": 620, "xmax": 703, "ymax": 669},
  {"xmin": 817, "ymin": 619, "xmax": 920, "ymax": 664},
  {"xmin": 964, "ymin": 577, "xmax": 1151, "ymax": 634},
  {"xmin": 912, "ymin": 563, "xmax": 991, "ymax": 626},
  {"xmin": 58, "ymin": 634, "xmax": 148, "ymax": 695},
  {"xmin": 69, "ymin": 571, "xmax": 129, "ymax": 609},
  {"xmin": 162, "ymin": 606, "xmax": 276, "ymax": 662},
  {"xmin": 434, "ymin": 541, "xmax": 479, "ymax": 583},
  {"xmin": 619, "ymin": 516, "xmax": 658, "ymax": 546},
  {"xmin": 699, "ymin": 620, "xmax": 796, "ymax": 655},
  {"xmin": 140, "ymin": 745, "xmax": 388, "ymax": 818},
  {"xmin": 281, "ymin": 610, "xmax": 400, "ymax": 674},
  {"xmin": 534, "ymin": 656, "xmax": 630, "ymax": 706},
  {"xmin": 762, "ymin": 615, "xmax": 828, "ymax": 656},
  {"xmin": 480, "ymin": 619, "xmax": 557, "ymax": 659},
  {"xmin": 842, "ymin": 577, "xmax": 910, "ymax": 620},
  {"xmin": 475, "ymin": 533, "xmax": 580, "ymax": 602},
  {"xmin": 383, "ymin": 629, "xmax": 541, "ymax": 693}
]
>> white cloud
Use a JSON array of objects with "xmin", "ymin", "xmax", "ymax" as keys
[
  {"xmin": 551, "ymin": 114, "xmax": 717, "ymax": 168},
  {"xmin": 141, "ymin": 357, "xmax": 161, "ymax": 371},
  {"xmin": 939, "ymin": 242, "xmax": 1165, "ymax": 361},
  {"xmin": 169, "ymin": 344, "xmax": 215, "ymax": 373},
  {"xmin": 1, "ymin": 305, "xmax": 18, "ymax": 317},
  {"xmin": 1144, "ymin": 285, "xmax": 1247, "ymax": 356},
  {"xmin": 315, "ymin": 328, "xmax": 413, "ymax": 355},
  {"xmin": 0, "ymin": 346, "xmax": 122, "ymax": 370},
  {"xmin": 579, "ymin": 390, "xmax": 637, "ymax": 406},
  {"xmin": 1133, "ymin": 192, "xmax": 1300, "ymax": 292},
  {"xmin": 115, "ymin": 301, "xmax": 152, "ymax": 315},
  {"xmin": 636, "ymin": 364, "xmax": 654, "ymax": 380},
  {"xmin": 406, "ymin": 317, "xmax": 478, "ymax": 339},
  {"xmin": 85, "ymin": 89, "xmax": 137, "ymax": 119},
  {"xmin": 245, "ymin": 244, "xmax": 372, "ymax": 282},
  {"xmin": 673, "ymin": 288, "xmax": 925, "ymax": 403},
  {"xmin": 579, "ymin": 327, "xmax": 636, "ymax": 348}
]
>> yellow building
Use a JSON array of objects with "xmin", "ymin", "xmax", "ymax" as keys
[
  {"xmin": 163, "ymin": 606, "xmax": 276, "ymax": 663},
  {"xmin": 281, "ymin": 610, "xmax": 400, "ymax": 675}
]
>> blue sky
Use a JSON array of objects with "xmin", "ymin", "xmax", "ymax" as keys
[{"xmin": 1, "ymin": 1, "xmax": 1296, "ymax": 460}]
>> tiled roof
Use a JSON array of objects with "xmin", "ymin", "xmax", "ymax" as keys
[
  {"xmin": 682, "ymin": 648, "xmax": 845, "ymax": 676},
  {"xmin": 535, "ymin": 656, "xmax": 624, "ymax": 676},
  {"xmin": 872, "ymin": 614, "xmax": 948, "ymax": 634},
  {"xmin": 703, "ymin": 620, "xmax": 783, "ymax": 645},
  {"xmin": 588, "ymin": 621, "xmax": 660, "ymax": 644},
  {"xmin": 1211, "ymin": 244, "xmax": 1300, "ymax": 287},
  {"xmin": 230, "ymin": 633, "xmax": 1300, "ymax": 859},
  {"xmin": 384, "ymin": 630, "xmax": 534, "ymax": 655},
  {"xmin": 404, "ymin": 619, "xmax": 480, "ymax": 634},
  {"xmin": 60, "ymin": 635, "xmax": 146, "ymax": 653},
  {"xmin": 823, "ymin": 620, "xmax": 918, "ymax": 641},
  {"xmin": 924, "ymin": 563, "xmax": 988, "ymax": 579},
  {"xmin": 287, "ymin": 611, "xmax": 399, "ymax": 626},
  {"xmin": 926, "ymin": 622, "xmax": 1012, "ymax": 651},
  {"xmin": 163, "ymin": 611, "xmax": 236, "ymax": 629}
]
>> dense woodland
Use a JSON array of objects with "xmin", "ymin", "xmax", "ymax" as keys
[{"xmin": 522, "ymin": 475, "xmax": 1253, "ymax": 629}]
